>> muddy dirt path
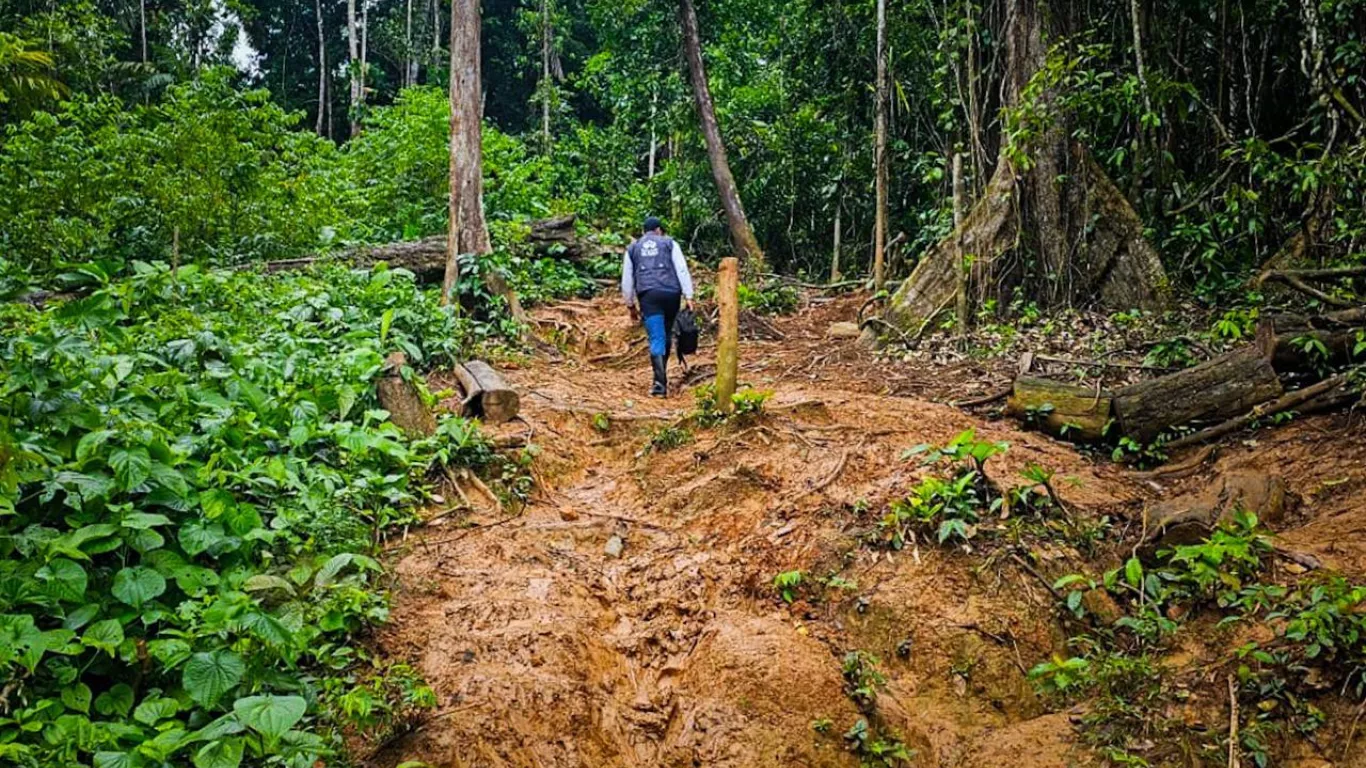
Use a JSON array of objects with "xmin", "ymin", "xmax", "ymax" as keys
[{"xmin": 371, "ymin": 293, "xmax": 1157, "ymax": 767}]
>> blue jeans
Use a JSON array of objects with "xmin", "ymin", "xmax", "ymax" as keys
[{"xmin": 638, "ymin": 290, "xmax": 681, "ymax": 357}]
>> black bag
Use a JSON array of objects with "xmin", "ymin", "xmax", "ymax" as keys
[{"xmin": 674, "ymin": 308, "xmax": 699, "ymax": 357}]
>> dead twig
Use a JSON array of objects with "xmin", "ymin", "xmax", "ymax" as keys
[
  {"xmin": 810, "ymin": 450, "xmax": 851, "ymax": 492},
  {"xmin": 1228, "ymin": 674, "xmax": 1241, "ymax": 768},
  {"xmin": 385, "ymin": 511, "xmax": 522, "ymax": 551}
]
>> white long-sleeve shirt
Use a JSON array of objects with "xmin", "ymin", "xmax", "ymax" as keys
[{"xmin": 620, "ymin": 240, "xmax": 694, "ymax": 306}]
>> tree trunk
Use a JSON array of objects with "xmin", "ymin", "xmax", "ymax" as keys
[
  {"xmin": 872, "ymin": 0, "xmax": 889, "ymax": 290},
  {"xmin": 886, "ymin": 0, "xmax": 1170, "ymax": 332},
  {"xmin": 953, "ymin": 152, "xmax": 969, "ymax": 339},
  {"xmin": 453, "ymin": 361, "xmax": 521, "ymax": 423},
  {"xmin": 541, "ymin": 0, "xmax": 552, "ymax": 151},
  {"xmin": 361, "ymin": 0, "xmax": 369, "ymax": 109},
  {"xmin": 378, "ymin": 352, "xmax": 438, "ymax": 436},
  {"xmin": 442, "ymin": 0, "xmax": 493, "ymax": 306},
  {"xmin": 405, "ymin": 0, "xmax": 415, "ymax": 87},
  {"xmin": 1112, "ymin": 342, "xmax": 1283, "ymax": 443},
  {"xmin": 648, "ymin": 91, "xmax": 659, "ymax": 178},
  {"xmin": 140, "ymin": 0, "xmax": 148, "ymax": 64},
  {"xmin": 715, "ymin": 257, "xmax": 740, "ymax": 412},
  {"xmin": 830, "ymin": 197, "xmax": 842, "ymax": 283},
  {"xmin": 678, "ymin": 0, "xmax": 765, "ymax": 272},
  {"xmin": 347, "ymin": 0, "xmax": 361, "ymax": 137},
  {"xmin": 315, "ymin": 0, "xmax": 328, "ymax": 137}
]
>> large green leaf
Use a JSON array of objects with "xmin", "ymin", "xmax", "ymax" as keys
[
  {"xmin": 109, "ymin": 447, "xmax": 152, "ymax": 491},
  {"xmin": 93, "ymin": 752, "xmax": 135, "ymax": 768},
  {"xmin": 183, "ymin": 651, "xmax": 245, "ymax": 708},
  {"xmin": 38, "ymin": 558, "xmax": 88, "ymax": 603},
  {"xmin": 61, "ymin": 682, "xmax": 93, "ymax": 714},
  {"xmin": 193, "ymin": 739, "xmax": 244, "ymax": 768},
  {"xmin": 112, "ymin": 567, "xmax": 167, "ymax": 608},
  {"xmin": 95, "ymin": 684, "xmax": 135, "ymax": 718},
  {"xmin": 81, "ymin": 619, "xmax": 124, "ymax": 656},
  {"xmin": 121, "ymin": 512, "xmax": 173, "ymax": 530},
  {"xmin": 232, "ymin": 695, "xmax": 306, "ymax": 741},
  {"xmin": 132, "ymin": 696, "xmax": 180, "ymax": 726}
]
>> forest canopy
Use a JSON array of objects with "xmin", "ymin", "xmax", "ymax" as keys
[{"xmin": 0, "ymin": 0, "xmax": 1357, "ymax": 300}]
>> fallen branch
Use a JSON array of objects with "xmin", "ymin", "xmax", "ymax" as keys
[
  {"xmin": 1260, "ymin": 266, "xmax": 1366, "ymax": 282},
  {"xmin": 1272, "ymin": 546, "xmax": 1324, "ymax": 571},
  {"xmin": 1228, "ymin": 674, "xmax": 1241, "ymax": 768},
  {"xmin": 953, "ymin": 388, "xmax": 1011, "ymax": 408},
  {"xmin": 1163, "ymin": 374, "xmax": 1350, "ymax": 451},
  {"xmin": 1263, "ymin": 272, "xmax": 1357, "ymax": 308},
  {"xmin": 1126, "ymin": 445, "xmax": 1217, "ymax": 481}
]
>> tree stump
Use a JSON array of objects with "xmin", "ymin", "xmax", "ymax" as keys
[{"xmin": 377, "ymin": 352, "xmax": 437, "ymax": 436}]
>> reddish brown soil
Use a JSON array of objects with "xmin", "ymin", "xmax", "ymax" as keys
[{"xmin": 371, "ymin": 292, "xmax": 1366, "ymax": 768}]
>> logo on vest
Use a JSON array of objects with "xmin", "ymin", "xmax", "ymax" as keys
[{"xmin": 641, "ymin": 239, "xmax": 661, "ymax": 259}]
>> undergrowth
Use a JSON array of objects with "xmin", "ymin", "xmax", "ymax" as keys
[
  {"xmin": 0, "ymin": 262, "xmax": 512, "ymax": 767},
  {"xmin": 1032, "ymin": 510, "xmax": 1366, "ymax": 765}
]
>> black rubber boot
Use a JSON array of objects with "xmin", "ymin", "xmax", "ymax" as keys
[{"xmin": 649, "ymin": 355, "xmax": 668, "ymax": 397}]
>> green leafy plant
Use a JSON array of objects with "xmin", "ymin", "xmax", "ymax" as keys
[
  {"xmin": 840, "ymin": 651, "xmax": 887, "ymax": 712},
  {"xmin": 646, "ymin": 424, "xmax": 694, "ymax": 452},
  {"xmin": 692, "ymin": 385, "xmax": 774, "ymax": 427},
  {"xmin": 0, "ymin": 262, "xmax": 496, "ymax": 767},
  {"xmin": 773, "ymin": 570, "xmax": 806, "ymax": 603},
  {"xmin": 737, "ymin": 282, "xmax": 800, "ymax": 315}
]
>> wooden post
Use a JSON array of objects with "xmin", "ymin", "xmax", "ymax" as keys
[
  {"xmin": 952, "ymin": 153, "xmax": 968, "ymax": 340},
  {"xmin": 715, "ymin": 257, "xmax": 739, "ymax": 414}
]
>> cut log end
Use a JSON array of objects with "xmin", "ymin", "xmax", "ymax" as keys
[
  {"xmin": 453, "ymin": 360, "xmax": 520, "ymax": 424},
  {"xmin": 1006, "ymin": 377, "xmax": 1112, "ymax": 442}
]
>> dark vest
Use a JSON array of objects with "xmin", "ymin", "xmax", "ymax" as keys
[{"xmin": 628, "ymin": 234, "xmax": 682, "ymax": 295}]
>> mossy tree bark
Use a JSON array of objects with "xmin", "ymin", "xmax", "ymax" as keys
[{"xmin": 886, "ymin": 0, "xmax": 1170, "ymax": 332}]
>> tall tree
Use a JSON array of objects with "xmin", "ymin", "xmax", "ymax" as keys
[
  {"xmin": 887, "ymin": 0, "xmax": 1170, "ymax": 330},
  {"xmin": 347, "ymin": 0, "xmax": 362, "ymax": 136},
  {"xmin": 678, "ymin": 0, "xmax": 765, "ymax": 271},
  {"xmin": 541, "ymin": 0, "xmax": 552, "ymax": 150},
  {"xmin": 872, "ymin": 0, "xmax": 888, "ymax": 290},
  {"xmin": 405, "ymin": 0, "xmax": 417, "ymax": 86},
  {"xmin": 441, "ymin": 0, "xmax": 493, "ymax": 305},
  {"xmin": 315, "ymin": 0, "xmax": 328, "ymax": 137}
]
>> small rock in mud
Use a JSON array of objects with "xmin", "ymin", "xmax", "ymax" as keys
[
  {"xmin": 896, "ymin": 638, "xmax": 914, "ymax": 659},
  {"xmin": 560, "ymin": 507, "xmax": 580, "ymax": 521},
  {"xmin": 605, "ymin": 535, "xmax": 625, "ymax": 558},
  {"xmin": 828, "ymin": 321, "xmax": 862, "ymax": 338}
]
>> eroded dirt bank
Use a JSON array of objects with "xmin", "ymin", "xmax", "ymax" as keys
[{"xmin": 370, "ymin": 294, "xmax": 1366, "ymax": 768}]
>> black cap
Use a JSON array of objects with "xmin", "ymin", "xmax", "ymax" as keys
[{"xmin": 643, "ymin": 216, "xmax": 663, "ymax": 233}]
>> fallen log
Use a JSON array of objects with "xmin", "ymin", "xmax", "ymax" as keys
[
  {"xmin": 263, "ymin": 216, "xmax": 604, "ymax": 281},
  {"xmin": 1162, "ymin": 374, "xmax": 1349, "ymax": 451},
  {"xmin": 452, "ymin": 361, "xmax": 520, "ymax": 424},
  {"xmin": 526, "ymin": 214, "xmax": 614, "ymax": 261},
  {"xmin": 1264, "ymin": 313, "xmax": 1366, "ymax": 373},
  {"xmin": 1112, "ymin": 341, "xmax": 1283, "ymax": 443},
  {"xmin": 1005, "ymin": 377, "xmax": 1111, "ymax": 441},
  {"xmin": 377, "ymin": 352, "xmax": 438, "ymax": 436}
]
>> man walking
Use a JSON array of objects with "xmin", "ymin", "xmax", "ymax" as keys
[{"xmin": 622, "ymin": 216, "xmax": 695, "ymax": 397}]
